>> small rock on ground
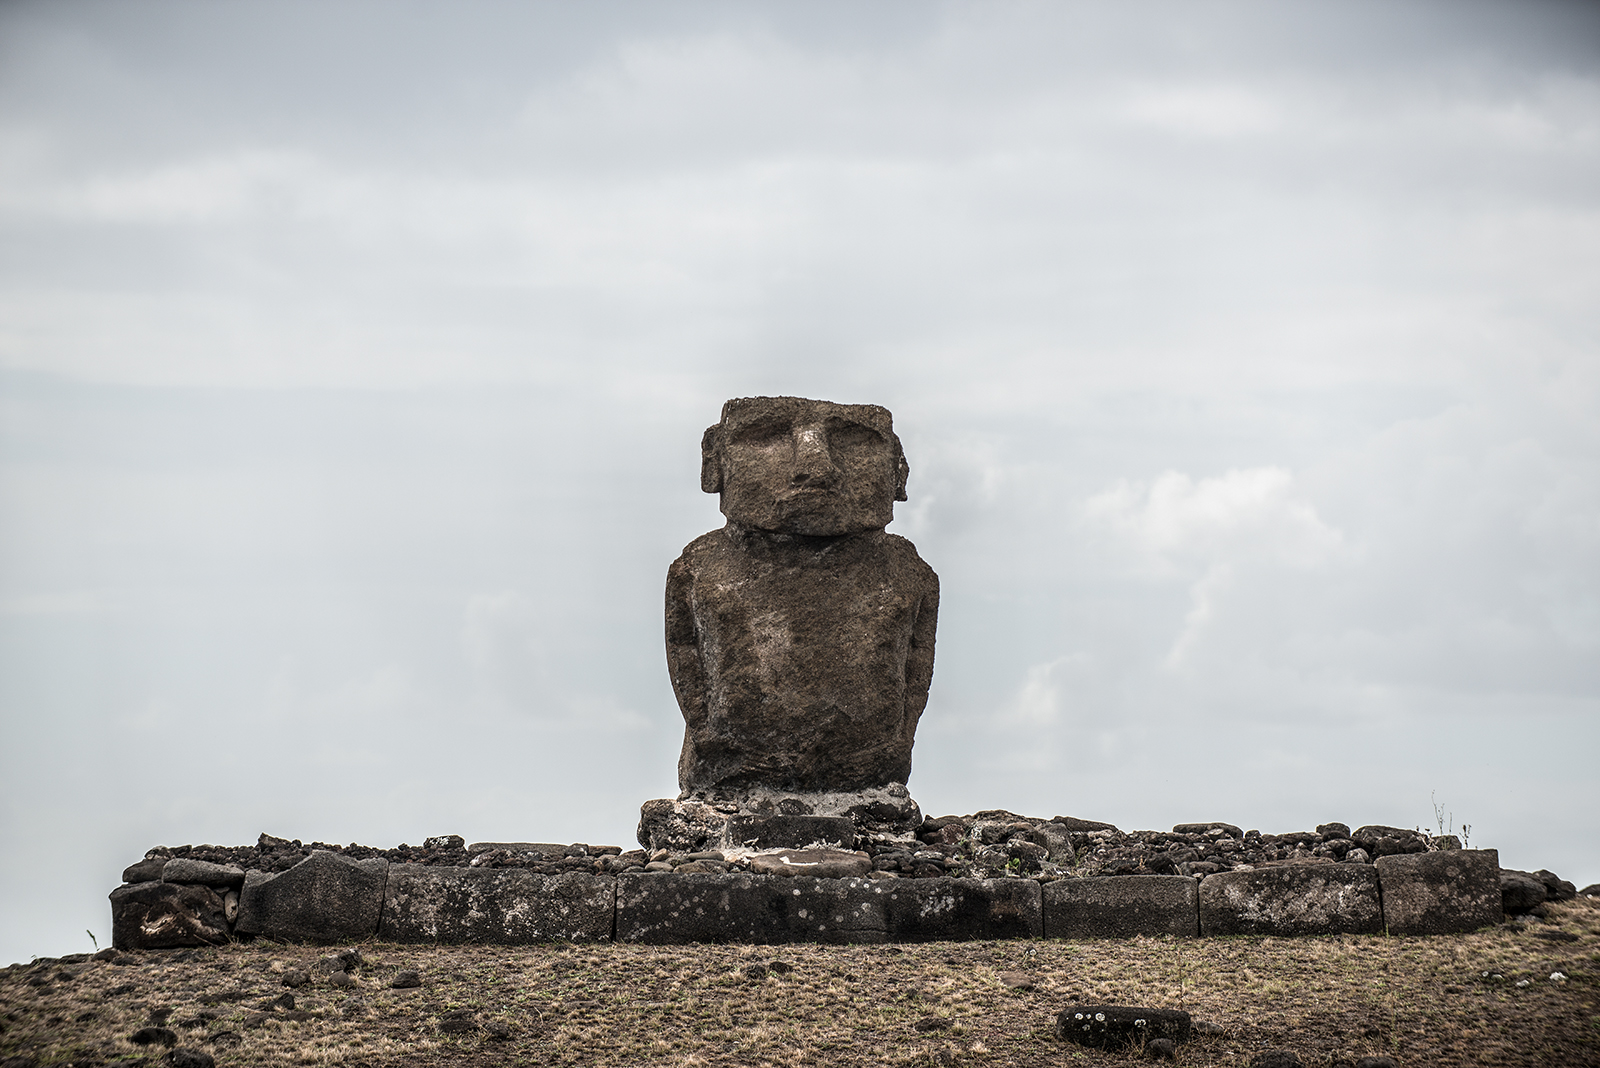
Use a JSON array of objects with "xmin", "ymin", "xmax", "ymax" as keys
[
  {"xmin": 165, "ymin": 1050, "xmax": 215, "ymax": 1068},
  {"xmin": 129, "ymin": 1027, "xmax": 178, "ymax": 1047},
  {"xmin": 1250, "ymin": 1052, "xmax": 1303, "ymax": 1068}
]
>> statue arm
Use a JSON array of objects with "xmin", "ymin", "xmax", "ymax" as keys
[
  {"xmin": 903, "ymin": 570, "xmax": 939, "ymax": 726},
  {"xmin": 664, "ymin": 555, "xmax": 708, "ymax": 730}
]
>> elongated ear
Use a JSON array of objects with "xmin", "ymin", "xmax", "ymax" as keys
[
  {"xmin": 892, "ymin": 434, "xmax": 909, "ymax": 502},
  {"xmin": 700, "ymin": 425, "xmax": 723, "ymax": 493}
]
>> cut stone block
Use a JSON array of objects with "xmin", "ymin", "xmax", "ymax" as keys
[
  {"xmin": 110, "ymin": 881, "xmax": 230, "ymax": 950},
  {"xmin": 1043, "ymin": 876, "xmax": 1199, "ymax": 938},
  {"xmin": 617, "ymin": 873, "xmax": 891, "ymax": 944},
  {"xmin": 882, "ymin": 877, "xmax": 1042, "ymax": 941},
  {"xmin": 747, "ymin": 848, "xmax": 872, "ymax": 878},
  {"xmin": 379, "ymin": 868, "xmax": 614, "ymax": 943},
  {"xmin": 235, "ymin": 850, "xmax": 386, "ymax": 943},
  {"xmin": 1375, "ymin": 849, "xmax": 1501, "ymax": 934},
  {"xmin": 1055, "ymin": 1005, "xmax": 1192, "ymax": 1050},
  {"xmin": 1199, "ymin": 864, "xmax": 1382, "ymax": 936},
  {"xmin": 726, "ymin": 815, "xmax": 857, "ymax": 850}
]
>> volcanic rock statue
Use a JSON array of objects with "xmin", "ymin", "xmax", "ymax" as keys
[{"xmin": 640, "ymin": 396, "xmax": 939, "ymax": 853}]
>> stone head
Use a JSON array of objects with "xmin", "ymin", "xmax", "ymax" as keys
[{"xmin": 700, "ymin": 396, "xmax": 909, "ymax": 536}]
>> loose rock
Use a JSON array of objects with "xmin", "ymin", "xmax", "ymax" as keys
[
  {"xmin": 1145, "ymin": 1037, "xmax": 1177, "ymax": 1060},
  {"xmin": 1054, "ymin": 1006, "xmax": 1191, "ymax": 1050},
  {"xmin": 129, "ymin": 1026, "xmax": 178, "ymax": 1047},
  {"xmin": 1249, "ymin": 1052, "xmax": 1303, "ymax": 1068}
]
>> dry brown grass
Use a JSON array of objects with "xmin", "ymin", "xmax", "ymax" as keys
[{"xmin": 3, "ymin": 898, "xmax": 1596, "ymax": 1067}]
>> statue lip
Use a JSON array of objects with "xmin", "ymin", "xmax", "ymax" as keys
[{"xmin": 780, "ymin": 485, "xmax": 838, "ymax": 500}]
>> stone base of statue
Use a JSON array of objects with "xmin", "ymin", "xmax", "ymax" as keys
[{"xmin": 636, "ymin": 785, "xmax": 922, "ymax": 855}]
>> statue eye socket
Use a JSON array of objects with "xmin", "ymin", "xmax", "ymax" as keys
[
  {"xmin": 825, "ymin": 420, "xmax": 883, "ymax": 451},
  {"xmin": 728, "ymin": 418, "xmax": 791, "ymax": 446}
]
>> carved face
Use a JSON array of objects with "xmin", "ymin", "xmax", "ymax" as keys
[{"xmin": 704, "ymin": 397, "xmax": 908, "ymax": 536}]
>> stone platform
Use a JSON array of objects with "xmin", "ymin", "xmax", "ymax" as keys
[{"xmin": 110, "ymin": 847, "xmax": 1505, "ymax": 949}]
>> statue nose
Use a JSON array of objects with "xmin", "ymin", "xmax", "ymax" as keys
[{"xmin": 791, "ymin": 426, "xmax": 840, "ymax": 487}]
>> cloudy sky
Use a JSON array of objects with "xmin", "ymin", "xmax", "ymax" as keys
[{"xmin": 2, "ymin": 0, "xmax": 1597, "ymax": 964}]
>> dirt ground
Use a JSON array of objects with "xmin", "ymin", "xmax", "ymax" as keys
[{"xmin": 3, "ymin": 898, "xmax": 1596, "ymax": 1067}]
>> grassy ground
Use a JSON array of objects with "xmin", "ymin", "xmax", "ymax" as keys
[{"xmin": 3, "ymin": 898, "xmax": 1596, "ymax": 1067}]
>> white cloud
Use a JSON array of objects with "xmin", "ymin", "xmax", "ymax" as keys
[{"xmin": 1085, "ymin": 467, "xmax": 1344, "ymax": 569}]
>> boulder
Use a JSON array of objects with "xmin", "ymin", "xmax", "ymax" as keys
[
  {"xmin": 380, "ymin": 867, "xmax": 613, "ymax": 943},
  {"xmin": 1026, "ymin": 824, "xmax": 1076, "ymax": 862},
  {"xmin": 234, "ymin": 850, "xmax": 386, "ymax": 943},
  {"xmin": 616, "ymin": 873, "xmax": 893, "ymax": 944},
  {"xmin": 121, "ymin": 858, "xmax": 166, "ymax": 884},
  {"xmin": 1173, "ymin": 823, "xmax": 1243, "ymax": 839},
  {"xmin": 747, "ymin": 849, "xmax": 872, "ymax": 879},
  {"xmin": 1043, "ymin": 876, "xmax": 1199, "ymax": 939},
  {"xmin": 161, "ymin": 859, "xmax": 246, "ymax": 889},
  {"xmin": 1499, "ymin": 869, "xmax": 1550, "ymax": 913},
  {"xmin": 1533, "ymin": 869, "xmax": 1577, "ymax": 901},
  {"xmin": 1351, "ymin": 825, "xmax": 1428, "ymax": 857},
  {"xmin": 1054, "ymin": 1005, "xmax": 1191, "ymax": 1050},
  {"xmin": 882, "ymin": 877, "xmax": 1042, "ymax": 941},
  {"xmin": 1374, "ymin": 849, "xmax": 1501, "ymax": 934},
  {"xmin": 109, "ymin": 882, "xmax": 229, "ymax": 950},
  {"xmin": 1199, "ymin": 864, "xmax": 1382, "ymax": 936}
]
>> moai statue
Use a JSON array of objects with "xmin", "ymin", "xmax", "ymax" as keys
[{"xmin": 641, "ymin": 396, "xmax": 938, "ymax": 851}]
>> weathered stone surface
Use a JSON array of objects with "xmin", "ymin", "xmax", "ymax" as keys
[
  {"xmin": 882, "ymin": 878, "xmax": 1042, "ymax": 941},
  {"xmin": 161, "ymin": 859, "xmax": 245, "ymax": 889},
  {"xmin": 1048, "ymin": 816, "xmax": 1120, "ymax": 834},
  {"xmin": 465, "ymin": 842, "xmax": 571, "ymax": 857},
  {"xmin": 379, "ymin": 867, "xmax": 613, "ymax": 943},
  {"xmin": 235, "ymin": 850, "xmax": 386, "ymax": 943},
  {"xmin": 1375, "ymin": 849, "xmax": 1500, "ymax": 934},
  {"xmin": 109, "ymin": 882, "xmax": 229, "ymax": 950},
  {"xmin": 1025, "ymin": 824, "xmax": 1075, "ymax": 862},
  {"xmin": 727, "ymin": 815, "xmax": 858, "ymax": 850},
  {"xmin": 747, "ymin": 849, "xmax": 872, "ymax": 879},
  {"xmin": 637, "ymin": 799, "xmax": 730, "ymax": 853},
  {"xmin": 668, "ymin": 396, "xmax": 938, "ymax": 796},
  {"xmin": 1199, "ymin": 864, "xmax": 1382, "ymax": 935},
  {"xmin": 1043, "ymin": 876, "xmax": 1199, "ymax": 939},
  {"xmin": 121, "ymin": 858, "xmax": 166, "ymax": 884},
  {"xmin": 616, "ymin": 873, "xmax": 893, "ymax": 944},
  {"xmin": 1054, "ymin": 1005, "xmax": 1191, "ymax": 1050}
]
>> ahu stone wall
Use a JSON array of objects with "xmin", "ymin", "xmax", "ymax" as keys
[{"xmin": 108, "ymin": 825, "xmax": 1525, "ymax": 949}]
